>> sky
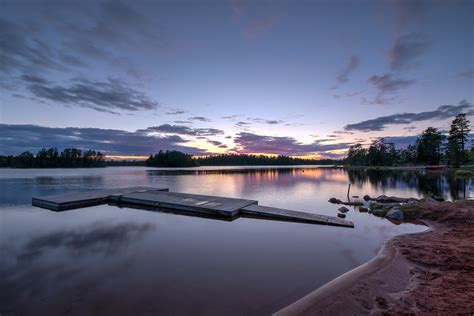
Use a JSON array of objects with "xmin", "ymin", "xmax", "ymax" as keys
[{"xmin": 0, "ymin": 0, "xmax": 473, "ymax": 159}]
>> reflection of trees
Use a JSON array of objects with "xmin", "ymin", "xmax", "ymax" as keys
[
  {"xmin": 146, "ymin": 167, "xmax": 302, "ymax": 176},
  {"xmin": 347, "ymin": 169, "xmax": 472, "ymax": 200}
]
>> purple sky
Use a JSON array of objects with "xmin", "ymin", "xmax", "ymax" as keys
[{"xmin": 1, "ymin": 0, "xmax": 473, "ymax": 158}]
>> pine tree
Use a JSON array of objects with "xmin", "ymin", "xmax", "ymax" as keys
[{"xmin": 448, "ymin": 113, "xmax": 471, "ymax": 167}]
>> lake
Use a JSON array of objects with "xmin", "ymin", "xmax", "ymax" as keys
[{"xmin": 0, "ymin": 166, "xmax": 471, "ymax": 315}]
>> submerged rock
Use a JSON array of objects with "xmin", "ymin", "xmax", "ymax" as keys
[
  {"xmin": 328, "ymin": 198, "xmax": 342, "ymax": 204},
  {"xmin": 363, "ymin": 195, "xmax": 371, "ymax": 201},
  {"xmin": 385, "ymin": 208, "xmax": 404, "ymax": 220},
  {"xmin": 337, "ymin": 213, "xmax": 346, "ymax": 218},
  {"xmin": 338, "ymin": 206, "xmax": 350, "ymax": 213},
  {"xmin": 341, "ymin": 201, "xmax": 364, "ymax": 206},
  {"xmin": 359, "ymin": 207, "xmax": 369, "ymax": 212}
]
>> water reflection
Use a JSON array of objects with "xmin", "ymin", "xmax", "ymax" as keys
[{"xmin": 0, "ymin": 166, "xmax": 470, "ymax": 315}]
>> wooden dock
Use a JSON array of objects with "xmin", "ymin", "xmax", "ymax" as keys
[
  {"xmin": 32, "ymin": 187, "xmax": 169, "ymax": 211},
  {"xmin": 114, "ymin": 191, "xmax": 257, "ymax": 217},
  {"xmin": 32, "ymin": 188, "xmax": 353, "ymax": 228}
]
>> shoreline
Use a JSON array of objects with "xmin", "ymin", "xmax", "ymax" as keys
[{"xmin": 276, "ymin": 200, "xmax": 474, "ymax": 315}]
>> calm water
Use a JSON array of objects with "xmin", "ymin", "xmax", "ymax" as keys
[{"xmin": 0, "ymin": 166, "xmax": 470, "ymax": 315}]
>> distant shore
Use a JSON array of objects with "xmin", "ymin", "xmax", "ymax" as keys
[{"xmin": 276, "ymin": 199, "xmax": 474, "ymax": 315}]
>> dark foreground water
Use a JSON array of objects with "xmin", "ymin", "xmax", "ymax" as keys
[{"xmin": 1, "ymin": 166, "xmax": 470, "ymax": 315}]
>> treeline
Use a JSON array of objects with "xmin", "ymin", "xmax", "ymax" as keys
[
  {"xmin": 0, "ymin": 148, "xmax": 106, "ymax": 168},
  {"xmin": 146, "ymin": 150, "xmax": 198, "ymax": 167},
  {"xmin": 345, "ymin": 113, "xmax": 472, "ymax": 167},
  {"xmin": 196, "ymin": 154, "xmax": 338, "ymax": 166}
]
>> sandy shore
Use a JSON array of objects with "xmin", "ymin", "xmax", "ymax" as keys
[{"xmin": 276, "ymin": 200, "xmax": 474, "ymax": 315}]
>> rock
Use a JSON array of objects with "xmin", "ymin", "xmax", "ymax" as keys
[
  {"xmin": 338, "ymin": 206, "xmax": 350, "ymax": 213},
  {"xmin": 407, "ymin": 199, "xmax": 419, "ymax": 204},
  {"xmin": 359, "ymin": 207, "xmax": 369, "ymax": 212},
  {"xmin": 432, "ymin": 196, "xmax": 445, "ymax": 202},
  {"xmin": 385, "ymin": 208, "xmax": 404, "ymax": 220},
  {"xmin": 371, "ymin": 208, "xmax": 388, "ymax": 217},
  {"xmin": 363, "ymin": 195, "xmax": 371, "ymax": 201},
  {"xmin": 328, "ymin": 197, "xmax": 342, "ymax": 204},
  {"xmin": 375, "ymin": 195, "xmax": 410, "ymax": 203},
  {"xmin": 341, "ymin": 201, "xmax": 364, "ymax": 206},
  {"xmin": 369, "ymin": 202, "xmax": 400, "ymax": 210},
  {"xmin": 352, "ymin": 195, "xmax": 359, "ymax": 198},
  {"xmin": 337, "ymin": 213, "xmax": 346, "ymax": 218}
]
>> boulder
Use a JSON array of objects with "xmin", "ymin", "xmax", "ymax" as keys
[
  {"xmin": 359, "ymin": 207, "xmax": 369, "ymax": 212},
  {"xmin": 385, "ymin": 208, "xmax": 404, "ymax": 220},
  {"xmin": 371, "ymin": 208, "xmax": 388, "ymax": 217},
  {"xmin": 328, "ymin": 198, "xmax": 342, "ymax": 204},
  {"xmin": 337, "ymin": 213, "xmax": 346, "ymax": 218},
  {"xmin": 338, "ymin": 206, "xmax": 350, "ymax": 213},
  {"xmin": 352, "ymin": 195, "xmax": 359, "ymax": 198},
  {"xmin": 375, "ymin": 195, "xmax": 410, "ymax": 203},
  {"xmin": 363, "ymin": 195, "xmax": 371, "ymax": 201}
]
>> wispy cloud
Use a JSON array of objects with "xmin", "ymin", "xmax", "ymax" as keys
[
  {"xmin": 166, "ymin": 109, "xmax": 186, "ymax": 115},
  {"xmin": 389, "ymin": 32, "xmax": 430, "ymax": 70},
  {"xmin": 336, "ymin": 55, "xmax": 360, "ymax": 84},
  {"xmin": 456, "ymin": 69, "xmax": 474, "ymax": 79},
  {"xmin": 234, "ymin": 132, "xmax": 352, "ymax": 156},
  {"xmin": 188, "ymin": 116, "xmax": 211, "ymax": 122},
  {"xmin": 141, "ymin": 124, "xmax": 224, "ymax": 137},
  {"xmin": 344, "ymin": 100, "xmax": 473, "ymax": 132},
  {"xmin": 366, "ymin": 73, "xmax": 415, "ymax": 104},
  {"xmin": 21, "ymin": 76, "xmax": 159, "ymax": 114}
]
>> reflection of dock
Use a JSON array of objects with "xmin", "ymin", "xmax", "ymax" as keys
[{"xmin": 32, "ymin": 187, "xmax": 354, "ymax": 228}]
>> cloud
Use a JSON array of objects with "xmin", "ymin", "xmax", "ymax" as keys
[
  {"xmin": 368, "ymin": 74, "xmax": 415, "ymax": 93},
  {"xmin": 234, "ymin": 132, "xmax": 352, "ymax": 156},
  {"xmin": 166, "ymin": 109, "xmax": 186, "ymax": 115},
  {"xmin": 235, "ymin": 121, "xmax": 251, "ymax": 128},
  {"xmin": 392, "ymin": 0, "xmax": 423, "ymax": 32},
  {"xmin": 0, "ymin": 124, "xmax": 208, "ymax": 156},
  {"xmin": 344, "ymin": 100, "xmax": 473, "ymax": 132},
  {"xmin": 336, "ymin": 55, "xmax": 359, "ymax": 83},
  {"xmin": 249, "ymin": 117, "xmax": 283, "ymax": 124},
  {"xmin": 456, "ymin": 69, "xmax": 474, "ymax": 79},
  {"xmin": 22, "ymin": 76, "xmax": 158, "ymax": 113},
  {"xmin": 389, "ymin": 33, "xmax": 430, "ymax": 70},
  {"xmin": 242, "ymin": 17, "xmax": 274, "ymax": 39},
  {"xmin": 141, "ymin": 124, "xmax": 224, "ymax": 137},
  {"xmin": 188, "ymin": 116, "xmax": 211, "ymax": 122},
  {"xmin": 222, "ymin": 115, "xmax": 240, "ymax": 120}
]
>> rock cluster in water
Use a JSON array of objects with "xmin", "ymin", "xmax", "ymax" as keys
[{"xmin": 329, "ymin": 194, "xmax": 445, "ymax": 221}]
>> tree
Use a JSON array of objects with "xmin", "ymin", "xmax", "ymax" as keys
[
  {"xmin": 345, "ymin": 143, "xmax": 367, "ymax": 166},
  {"xmin": 448, "ymin": 113, "xmax": 470, "ymax": 167},
  {"xmin": 416, "ymin": 127, "xmax": 444, "ymax": 165}
]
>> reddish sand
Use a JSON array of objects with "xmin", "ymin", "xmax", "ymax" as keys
[{"xmin": 276, "ymin": 200, "xmax": 474, "ymax": 315}]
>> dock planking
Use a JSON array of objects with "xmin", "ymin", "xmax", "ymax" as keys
[
  {"xmin": 115, "ymin": 191, "xmax": 257, "ymax": 217},
  {"xmin": 241, "ymin": 204, "xmax": 354, "ymax": 228},
  {"xmin": 32, "ymin": 186, "xmax": 169, "ymax": 211},
  {"xmin": 32, "ymin": 187, "xmax": 354, "ymax": 228}
]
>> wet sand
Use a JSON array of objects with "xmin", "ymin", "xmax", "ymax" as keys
[{"xmin": 276, "ymin": 200, "xmax": 474, "ymax": 315}]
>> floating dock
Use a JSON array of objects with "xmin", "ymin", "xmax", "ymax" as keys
[
  {"xmin": 32, "ymin": 187, "xmax": 354, "ymax": 228},
  {"xmin": 32, "ymin": 187, "xmax": 169, "ymax": 211}
]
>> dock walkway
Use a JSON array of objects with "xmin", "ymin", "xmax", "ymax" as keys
[{"xmin": 32, "ymin": 187, "xmax": 353, "ymax": 228}]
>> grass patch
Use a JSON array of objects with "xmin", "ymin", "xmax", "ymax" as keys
[{"xmin": 400, "ymin": 203, "xmax": 421, "ymax": 220}]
